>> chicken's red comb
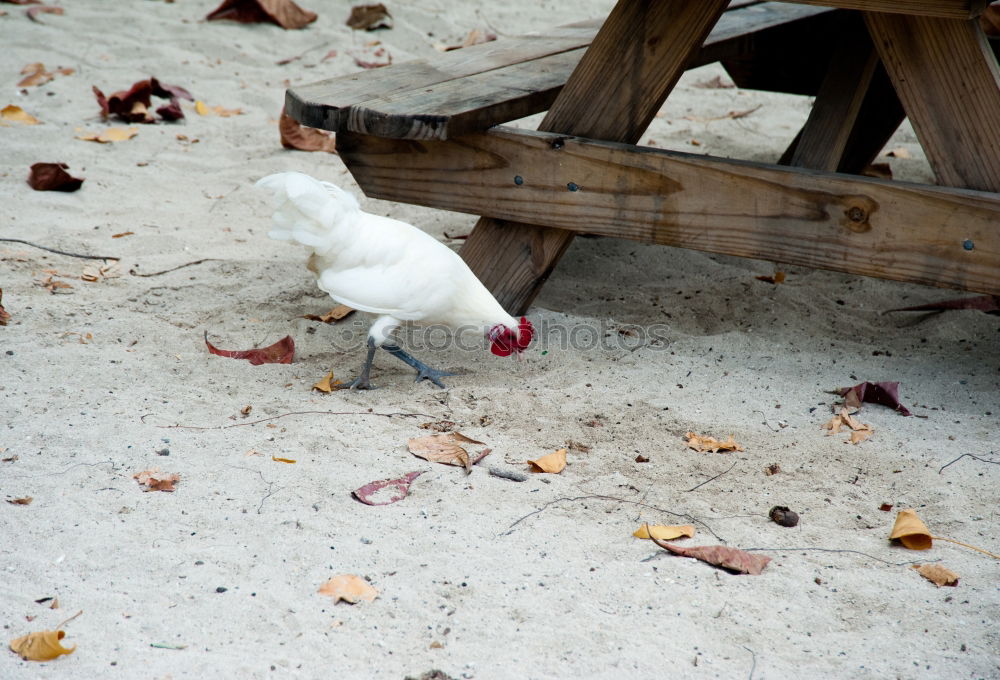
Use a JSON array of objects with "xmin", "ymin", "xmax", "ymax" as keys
[{"xmin": 516, "ymin": 316, "xmax": 534, "ymax": 349}]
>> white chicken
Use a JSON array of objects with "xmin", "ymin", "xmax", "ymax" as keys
[{"xmin": 257, "ymin": 171, "xmax": 533, "ymax": 389}]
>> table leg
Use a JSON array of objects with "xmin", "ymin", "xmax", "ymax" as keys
[
  {"xmin": 865, "ymin": 12, "xmax": 1000, "ymax": 192},
  {"xmin": 459, "ymin": 0, "xmax": 730, "ymax": 315}
]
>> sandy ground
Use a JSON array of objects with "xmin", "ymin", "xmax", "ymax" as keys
[{"xmin": 2, "ymin": 1, "xmax": 999, "ymax": 679}]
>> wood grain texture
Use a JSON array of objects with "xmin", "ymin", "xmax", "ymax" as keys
[
  {"xmin": 457, "ymin": 0, "xmax": 730, "ymax": 315},
  {"xmin": 775, "ymin": 0, "xmax": 988, "ymax": 19},
  {"xmin": 339, "ymin": 127, "xmax": 1000, "ymax": 294},
  {"xmin": 866, "ymin": 11, "xmax": 1000, "ymax": 191}
]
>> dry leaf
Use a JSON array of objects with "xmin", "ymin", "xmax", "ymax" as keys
[
  {"xmin": 112, "ymin": 231, "xmax": 134, "ymax": 239},
  {"xmin": 912, "ymin": 563, "xmax": 959, "ymax": 587},
  {"xmin": 6, "ymin": 496, "xmax": 33, "ymax": 505},
  {"xmin": 648, "ymin": 532, "xmax": 771, "ymax": 575},
  {"xmin": 527, "ymin": 448, "xmax": 567, "ymax": 474},
  {"xmin": 346, "ymin": 3, "xmax": 391, "ymax": 30},
  {"xmin": 271, "ymin": 456, "xmax": 296, "ymax": 464},
  {"xmin": 352, "ymin": 470, "xmax": 424, "ymax": 505},
  {"xmin": 94, "ymin": 78, "xmax": 191, "ymax": 123},
  {"xmin": 685, "ymin": 432, "xmax": 744, "ymax": 453},
  {"xmin": 27, "ymin": 163, "xmax": 83, "ymax": 192},
  {"xmin": 1, "ymin": 105, "xmax": 40, "ymax": 125},
  {"xmin": 889, "ymin": 508, "xmax": 932, "ymax": 550},
  {"xmin": 18, "ymin": 63, "xmax": 53, "ymax": 88},
  {"xmin": 879, "ymin": 503, "xmax": 893, "ymax": 512},
  {"xmin": 318, "ymin": 574, "xmax": 378, "ymax": 603},
  {"xmin": 408, "ymin": 432, "xmax": 488, "ymax": 473},
  {"xmin": 434, "ymin": 27, "xmax": 497, "ymax": 51},
  {"xmin": 0, "ymin": 289, "xmax": 10, "ymax": 326},
  {"xmin": 312, "ymin": 371, "xmax": 342, "ymax": 392},
  {"xmin": 206, "ymin": 0, "xmax": 317, "ymax": 29},
  {"xmin": 839, "ymin": 381, "xmax": 912, "ymax": 416},
  {"xmin": 764, "ymin": 463, "xmax": 781, "ymax": 476},
  {"xmin": 76, "ymin": 127, "xmax": 138, "ymax": 143},
  {"xmin": 755, "ymin": 271, "xmax": 785, "ymax": 284},
  {"xmin": 133, "ymin": 468, "xmax": 180, "ymax": 492},
  {"xmin": 9, "ymin": 630, "xmax": 75, "ymax": 661},
  {"xmin": 303, "ymin": 304, "xmax": 353, "ymax": 322},
  {"xmin": 279, "ymin": 109, "xmax": 337, "ymax": 153},
  {"xmin": 349, "ymin": 42, "xmax": 392, "ymax": 69},
  {"xmin": 204, "ymin": 331, "xmax": 294, "ymax": 365},
  {"xmin": 694, "ymin": 75, "xmax": 735, "ymax": 89},
  {"xmin": 194, "ymin": 101, "xmax": 243, "ymax": 117},
  {"xmin": 885, "ymin": 147, "xmax": 911, "ymax": 159},
  {"xmin": 27, "ymin": 4, "xmax": 62, "ymax": 21},
  {"xmin": 821, "ymin": 407, "xmax": 873, "ymax": 445},
  {"xmin": 633, "ymin": 524, "xmax": 695, "ymax": 540}
]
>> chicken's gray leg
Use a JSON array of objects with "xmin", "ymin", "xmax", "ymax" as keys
[
  {"xmin": 381, "ymin": 344, "xmax": 454, "ymax": 388},
  {"xmin": 346, "ymin": 338, "xmax": 378, "ymax": 390}
]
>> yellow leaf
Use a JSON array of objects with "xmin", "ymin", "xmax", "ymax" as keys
[
  {"xmin": 318, "ymin": 574, "xmax": 378, "ymax": 604},
  {"xmin": 1, "ymin": 104, "xmax": 40, "ymax": 125},
  {"xmin": 9, "ymin": 630, "xmax": 76, "ymax": 661},
  {"xmin": 527, "ymin": 448, "xmax": 567, "ymax": 473},
  {"xmin": 312, "ymin": 371, "xmax": 335, "ymax": 392},
  {"xmin": 685, "ymin": 432, "xmax": 744, "ymax": 453},
  {"xmin": 304, "ymin": 305, "xmax": 355, "ymax": 323},
  {"xmin": 633, "ymin": 524, "xmax": 695, "ymax": 540},
  {"xmin": 889, "ymin": 508, "xmax": 932, "ymax": 550},
  {"xmin": 912, "ymin": 563, "xmax": 959, "ymax": 587},
  {"xmin": 271, "ymin": 456, "xmax": 296, "ymax": 464},
  {"xmin": 76, "ymin": 127, "xmax": 138, "ymax": 143},
  {"xmin": 195, "ymin": 100, "xmax": 209, "ymax": 116}
]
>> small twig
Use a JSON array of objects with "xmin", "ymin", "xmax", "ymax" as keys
[
  {"xmin": 55, "ymin": 609, "xmax": 83, "ymax": 630},
  {"xmin": 685, "ymin": 460, "xmax": 738, "ymax": 492},
  {"xmin": 144, "ymin": 410, "xmax": 434, "ymax": 430},
  {"xmin": 743, "ymin": 646, "xmax": 757, "ymax": 680},
  {"xmin": 489, "ymin": 466, "xmax": 527, "ymax": 482},
  {"xmin": 938, "ymin": 452, "xmax": 1000, "ymax": 474},
  {"xmin": 129, "ymin": 259, "xmax": 220, "ymax": 277},
  {"xmin": 0, "ymin": 238, "xmax": 119, "ymax": 261},
  {"xmin": 502, "ymin": 494, "xmax": 723, "ymax": 541},
  {"xmin": 739, "ymin": 546, "xmax": 936, "ymax": 566}
]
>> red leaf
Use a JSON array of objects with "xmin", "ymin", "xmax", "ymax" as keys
[
  {"xmin": 885, "ymin": 294, "xmax": 999, "ymax": 316},
  {"xmin": 156, "ymin": 98, "xmax": 184, "ymax": 121},
  {"xmin": 649, "ymin": 535, "xmax": 771, "ymax": 575},
  {"xmin": 206, "ymin": 0, "xmax": 317, "ymax": 29},
  {"xmin": 279, "ymin": 108, "xmax": 337, "ymax": 153},
  {"xmin": 150, "ymin": 78, "xmax": 193, "ymax": 102},
  {"xmin": 352, "ymin": 471, "xmax": 425, "ymax": 505},
  {"xmin": 204, "ymin": 331, "xmax": 294, "ymax": 365},
  {"xmin": 839, "ymin": 381, "xmax": 911, "ymax": 416},
  {"xmin": 27, "ymin": 163, "xmax": 83, "ymax": 192}
]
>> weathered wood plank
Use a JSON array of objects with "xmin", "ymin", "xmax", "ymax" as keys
[
  {"xmin": 788, "ymin": 14, "xmax": 878, "ymax": 170},
  {"xmin": 775, "ymin": 0, "xmax": 988, "ymax": 19},
  {"xmin": 457, "ymin": 0, "xmax": 731, "ymax": 315},
  {"xmin": 289, "ymin": 3, "xmax": 834, "ymax": 139},
  {"xmin": 866, "ymin": 11, "xmax": 1000, "ymax": 192},
  {"xmin": 339, "ymin": 127, "xmax": 1000, "ymax": 295}
]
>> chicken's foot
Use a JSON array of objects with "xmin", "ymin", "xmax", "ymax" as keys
[
  {"xmin": 381, "ymin": 344, "xmax": 454, "ymax": 389},
  {"xmin": 346, "ymin": 339, "xmax": 378, "ymax": 390}
]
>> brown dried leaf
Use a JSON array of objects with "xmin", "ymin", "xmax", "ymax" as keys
[
  {"xmin": 408, "ymin": 432, "xmax": 487, "ymax": 473},
  {"xmin": 76, "ymin": 127, "xmax": 139, "ymax": 143},
  {"xmin": 912, "ymin": 563, "xmax": 959, "ymax": 587},
  {"xmin": 279, "ymin": 109, "xmax": 337, "ymax": 153},
  {"xmin": 889, "ymin": 508, "xmax": 932, "ymax": 550},
  {"xmin": 839, "ymin": 381, "xmax": 911, "ymax": 416},
  {"xmin": 821, "ymin": 407, "xmax": 873, "ymax": 445},
  {"xmin": 303, "ymin": 304, "xmax": 354, "ymax": 322},
  {"xmin": 18, "ymin": 62, "xmax": 53, "ymax": 88},
  {"xmin": 685, "ymin": 432, "xmax": 744, "ymax": 453},
  {"xmin": 318, "ymin": 574, "xmax": 378, "ymax": 603},
  {"xmin": 755, "ymin": 271, "xmax": 785, "ymax": 284},
  {"xmin": 633, "ymin": 524, "xmax": 695, "ymax": 540},
  {"xmin": 1, "ymin": 105, "xmax": 40, "ymax": 125},
  {"xmin": 0, "ymin": 289, "xmax": 10, "ymax": 326},
  {"xmin": 6, "ymin": 496, "xmax": 33, "ymax": 505},
  {"xmin": 352, "ymin": 470, "xmax": 424, "ymax": 505},
  {"xmin": 649, "ymin": 532, "xmax": 771, "ymax": 575},
  {"xmin": 204, "ymin": 331, "xmax": 294, "ymax": 365},
  {"xmin": 133, "ymin": 468, "xmax": 180, "ymax": 492},
  {"xmin": 9, "ymin": 630, "xmax": 75, "ymax": 661},
  {"xmin": 27, "ymin": 163, "xmax": 83, "ymax": 192},
  {"xmin": 346, "ymin": 3, "xmax": 391, "ymax": 30},
  {"xmin": 312, "ymin": 371, "xmax": 342, "ymax": 393},
  {"xmin": 206, "ymin": 0, "xmax": 317, "ymax": 29},
  {"xmin": 527, "ymin": 448, "xmax": 567, "ymax": 473}
]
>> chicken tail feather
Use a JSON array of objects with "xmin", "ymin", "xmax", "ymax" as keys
[{"xmin": 256, "ymin": 172, "xmax": 359, "ymax": 252}]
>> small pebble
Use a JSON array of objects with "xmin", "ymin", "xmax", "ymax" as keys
[
  {"xmin": 156, "ymin": 448, "xmax": 170, "ymax": 456},
  {"xmin": 769, "ymin": 505, "xmax": 799, "ymax": 527},
  {"xmin": 215, "ymin": 586, "xmax": 227, "ymax": 593}
]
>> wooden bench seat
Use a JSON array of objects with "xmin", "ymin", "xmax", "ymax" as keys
[{"xmin": 285, "ymin": 1, "xmax": 840, "ymax": 141}]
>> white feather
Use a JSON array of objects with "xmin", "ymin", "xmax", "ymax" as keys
[{"xmin": 257, "ymin": 172, "xmax": 518, "ymax": 345}]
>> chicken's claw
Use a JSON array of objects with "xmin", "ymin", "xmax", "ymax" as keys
[{"xmin": 414, "ymin": 365, "xmax": 455, "ymax": 389}]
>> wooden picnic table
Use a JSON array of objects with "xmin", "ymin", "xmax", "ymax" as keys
[{"xmin": 288, "ymin": 0, "xmax": 1000, "ymax": 315}]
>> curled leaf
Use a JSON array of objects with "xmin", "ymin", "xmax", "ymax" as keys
[
  {"xmin": 279, "ymin": 108, "xmax": 337, "ymax": 153},
  {"xmin": 527, "ymin": 448, "xmax": 567, "ymax": 473},
  {"xmin": 204, "ymin": 331, "xmax": 294, "ymax": 365},
  {"xmin": 685, "ymin": 432, "xmax": 744, "ymax": 453},
  {"xmin": 912, "ymin": 563, "xmax": 959, "ymax": 587},
  {"xmin": 318, "ymin": 574, "xmax": 378, "ymax": 603},
  {"xmin": 271, "ymin": 456, "xmax": 296, "ymax": 464},
  {"xmin": 839, "ymin": 381, "xmax": 911, "ymax": 416},
  {"xmin": 648, "ymin": 531, "xmax": 771, "ymax": 575},
  {"xmin": 17, "ymin": 63, "xmax": 54, "ymax": 88},
  {"xmin": 206, "ymin": 0, "xmax": 317, "ymax": 29},
  {"xmin": 408, "ymin": 432, "xmax": 488, "ymax": 473},
  {"xmin": 9, "ymin": 630, "xmax": 75, "ymax": 661},
  {"xmin": 303, "ymin": 304, "xmax": 354, "ymax": 323},
  {"xmin": 352, "ymin": 470, "xmax": 424, "ymax": 506},
  {"xmin": 889, "ymin": 508, "xmax": 932, "ymax": 550},
  {"xmin": 27, "ymin": 163, "xmax": 83, "ymax": 192},
  {"xmin": 6, "ymin": 497, "xmax": 33, "ymax": 505},
  {"xmin": 633, "ymin": 524, "xmax": 695, "ymax": 540},
  {"xmin": 1, "ymin": 105, "xmax": 40, "ymax": 125},
  {"xmin": 346, "ymin": 3, "xmax": 392, "ymax": 30},
  {"xmin": 312, "ymin": 371, "xmax": 342, "ymax": 393},
  {"xmin": 821, "ymin": 407, "xmax": 873, "ymax": 444},
  {"xmin": 133, "ymin": 469, "xmax": 180, "ymax": 492}
]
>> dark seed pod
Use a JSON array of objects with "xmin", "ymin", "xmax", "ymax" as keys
[{"xmin": 769, "ymin": 505, "xmax": 799, "ymax": 527}]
